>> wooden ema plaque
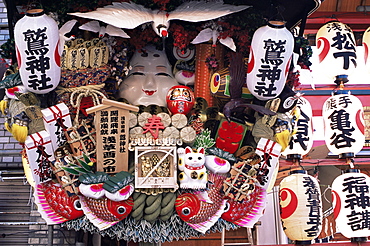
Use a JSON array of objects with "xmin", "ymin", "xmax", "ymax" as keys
[
  {"xmin": 134, "ymin": 146, "xmax": 177, "ymax": 189},
  {"xmin": 86, "ymin": 99, "xmax": 139, "ymax": 173}
]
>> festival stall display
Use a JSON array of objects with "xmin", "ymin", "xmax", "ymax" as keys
[{"xmin": 0, "ymin": 0, "xmax": 344, "ymax": 244}]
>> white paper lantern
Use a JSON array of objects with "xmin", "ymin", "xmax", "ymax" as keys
[
  {"xmin": 14, "ymin": 8, "xmax": 61, "ymax": 94},
  {"xmin": 332, "ymin": 169, "xmax": 370, "ymax": 240},
  {"xmin": 246, "ymin": 21, "xmax": 294, "ymax": 101},
  {"xmin": 280, "ymin": 170, "xmax": 322, "ymax": 243},
  {"xmin": 322, "ymin": 91, "xmax": 365, "ymax": 158},
  {"xmin": 282, "ymin": 96, "xmax": 314, "ymax": 158},
  {"xmin": 316, "ymin": 21, "xmax": 357, "ymax": 80},
  {"xmin": 362, "ymin": 27, "xmax": 370, "ymax": 74}
]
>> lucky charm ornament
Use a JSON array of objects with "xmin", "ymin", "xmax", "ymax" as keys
[{"xmin": 166, "ymin": 85, "xmax": 195, "ymax": 115}]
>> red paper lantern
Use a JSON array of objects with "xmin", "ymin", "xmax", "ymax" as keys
[
  {"xmin": 332, "ymin": 169, "xmax": 370, "ymax": 241},
  {"xmin": 316, "ymin": 21, "xmax": 357, "ymax": 80},
  {"xmin": 322, "ymin": 90, "xmax": 365, "ymax": 158},
  {"xmin": 14, "ymin": 8, "xmax": 61, "ymax": 94},
  {"xmin": 246, "ymin": 21, "xmax": 294, "ymax": 101},
  {"xmin": 280, "ymin": 170, "xmax": 322, "ymax": 244},
  {"xmin": 282, "ymin": 96, "xmax": 314, "ymax": 159}
]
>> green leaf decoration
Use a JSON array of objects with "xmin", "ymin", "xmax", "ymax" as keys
[
  {"xmin": 193, "ymin": 129, "xmax": 215, "ymax": 149},
  {"xmin": 77, "ymin": 158, "xmax": 92, "ymax": 172},
  {"xmin": 68, "ymin": 163, "xmax": 81, "ymax": 168},
  {"xmin": 62, "ymin": 167, "xmax": 81, "ymax": 175},
  {"xmin": 83, "ymin": 154, "xmax": 93, "ymax": 166},
  {"xmin": 74, "ymin": 167, "xmax": 90, "ymax": 174}
]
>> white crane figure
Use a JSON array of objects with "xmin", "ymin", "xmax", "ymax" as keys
[
  {"xmin": 69, "ymin": 1, "xmax": 250, "ymax": 38},
  {"xmin": 191, "ymin": 20, "xmax": 236, "ymax": 51},
  {"xmin": 79, "ymin": 20, "xmax": 130, "ymax": 38},
  {"xmin": 59, "ymin": 19, "xmax": 78, "ymax": 52}
]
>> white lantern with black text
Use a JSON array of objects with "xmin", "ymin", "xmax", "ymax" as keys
[
  {"xmin": 316, "ymin": 21, "xmax": 357, "ymax": 80},
  {"xmin": 246, "ymin": 21, "xmax": 294, "ymax": 101},
  {"xmin": 332, "ymin": 169, "xmax": 370, "ymax": 241},
  {"xmin": 279, "ymin": 170, "xmax": 322, "ymax": 244},
  {"xmin": 362, "ymin": 27, "xmax": 370, "ymax": 74},
  {"xmin": 282, "ymin": 96, "xmax": 313, "ymax": 159},
  {"xmin": 14, "ymin": 8, "xmax": 61, "ymax": 94},
  {"xmin": 322, "ymin": 91, "xmax": 365, "ymax": 158}
]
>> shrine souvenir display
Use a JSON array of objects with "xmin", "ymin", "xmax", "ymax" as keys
[
  {"xmin": 280, "ymin": 170, "xmax": 323, "ymax": 244},
  {"xmin": 332, "ymin": 169, "xmax": 370, "ymax": 241},
  {"xmin": 316, "ymin": 21, "xmax": 357, "ymax": 80},
  {"xmin": 2, "ymin": 0, "xmax": 336, "ymax": 243}
]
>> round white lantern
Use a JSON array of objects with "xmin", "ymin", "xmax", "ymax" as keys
[
  {"xmin": 332, "ymin": 169, "xmax": 370, "ymax": 241},
  {"xmin": 322, "ymin": 90, "xmax": 365, "ymax": 158},
  {"xmin": 280, "ymin": 170, "xmax": 322, "ymax": 244},
  {"xmin": 282, "ymin": 96, "xmax": 314, "ymax": 159},
  {"xmin": 246, "ymin": 21, "xmax": 294, "ymax": 101},
  {"xmin": 316, "ymin": 21, "xmax": 357, "ymax": 80},
  {"xmin": 362, "ymin": 27, "xmax": 370, "ymax": 74},
  {"xmin": 14, "ymin": 8, "xmax": 61, "ymax": 94}
]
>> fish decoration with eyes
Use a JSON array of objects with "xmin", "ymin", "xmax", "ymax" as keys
[
  {"xmin": 78, "ymin": 171, "xmax": 135, "ymax": 230},
  {"xmin": 34, "ymin": 180, "xmax": 84, "ymax": 225},
  {"xmin": 221, "ymin": 185, "xmax": 266, "ymax": 227},
  {"xmin": 175, "ymin": 172, "xmax": 226, "ymax": 233},
  {"xmin": 69, "ymin": 1, "xmax": 250, "ymax": 38}
]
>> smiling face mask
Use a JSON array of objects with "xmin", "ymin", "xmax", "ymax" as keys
[{"xmin": 118, "ymin": 46, "xmax": 179, "ymax": 107}]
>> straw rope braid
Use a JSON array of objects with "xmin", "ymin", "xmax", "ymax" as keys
[{"xmin": 66, "ymin": 86, "xmax": 107, "ymax": 126}]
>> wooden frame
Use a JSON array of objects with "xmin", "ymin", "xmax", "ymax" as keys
[{"xmin": 134, "ymin": 146, "xmax": 177, "ymax": 189}]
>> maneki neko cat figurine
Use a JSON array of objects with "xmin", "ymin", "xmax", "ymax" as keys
[{"xmin": 178, "ymin": 146, "xmax": 207, "ymax": 189}]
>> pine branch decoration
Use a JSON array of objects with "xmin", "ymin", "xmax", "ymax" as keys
[{"xmin": 193, "ymin": 129, "xmax": 215, "ymax": 149}]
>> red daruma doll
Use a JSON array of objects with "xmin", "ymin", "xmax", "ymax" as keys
[{"xmin": 166, "ymin": 85, "xmax": 195, "ymax": 115}]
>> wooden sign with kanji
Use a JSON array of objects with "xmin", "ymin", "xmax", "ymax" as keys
[{"xmin": 86, "ymin": 99, "xmax": 139, "ymax": 173}]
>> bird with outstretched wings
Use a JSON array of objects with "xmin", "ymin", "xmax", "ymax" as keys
[{"xmin": 69, "ymin": 1, "xmax": 250, "ymax": 37}]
